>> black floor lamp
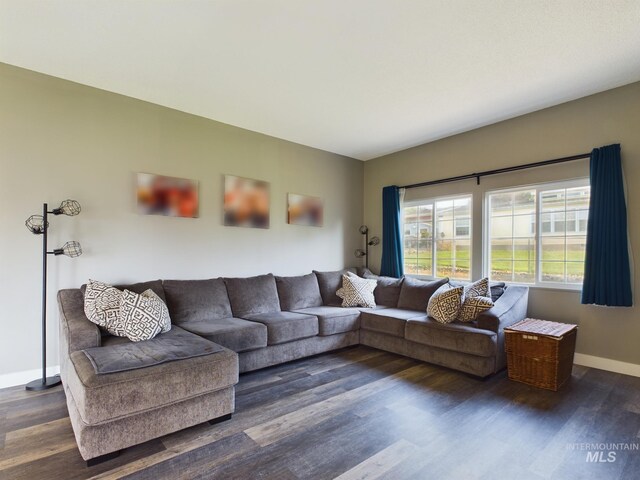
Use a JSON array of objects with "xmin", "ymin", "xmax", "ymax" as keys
[
  {"xmin": 24, "ymin": 200, "xmax": 82, "ymax": 391},
  {"xmin": 354, "ymin": 225, "xmax": 380, "ymax": 269}
]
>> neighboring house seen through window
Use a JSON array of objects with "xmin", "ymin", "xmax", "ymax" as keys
[
  {"xmin": 400, "ymin": 179, "xmax": 590, "ymax": 290},
  {"xmin": 403, "ymin": 195, "xmax": 472, "ymax": 281},
  {"xmin": 485, "ymin": 179, "xmax": 590, "ymax": 287}
]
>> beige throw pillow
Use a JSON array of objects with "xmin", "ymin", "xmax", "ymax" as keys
[
  {"xmin": 84, "ymin": 279, "xmax": 127, "ymax": 337},
  {"xmin": 464, "ymin": 277, "xmax": 490, "ymax": 298},
  {"xmin": 336, "ymin": 274, "xmax": 377, "ymax": 308},
  {"xmin": 119, "ymin": 289, "xmax": 172, "ymax": 342},
  {"xmin": 457, "ymin": 277, "xmax": 494, "ymax": 322},
  {"xmin": 427, "ymin": 284, "xmax": 464, "ymax": 324},
  {"xmin": 458, "ymin": 296, "xmax": 494, "ymax": 322}
]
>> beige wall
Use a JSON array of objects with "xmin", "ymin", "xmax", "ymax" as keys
[
  {"xmin": 364, "ymin": 81, "xmax": 640, "ymax": 366},
  {"xmin": 0, "ymin": 63, "xmax": 363, "ymax": 379},
  {"xmin": 1, "ymin": 61, "xmax": 638, "ymax": 380}
]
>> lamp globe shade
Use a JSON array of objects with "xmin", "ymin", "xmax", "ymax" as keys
[
  {"xmin": 62, "ymin": 241, "xmax": 82, "ymax": 257},
  {"xmin": 60, "ymin": 199, "xmax": 81, "ymax": 216},
  {"xmin": 25, "ymin": 215, "xmax": 48, "ymax": 234}
]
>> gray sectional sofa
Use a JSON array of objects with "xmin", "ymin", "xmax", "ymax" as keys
[{"xmin": 57, "ymin": 269, "xmax": 528, "ymax": 463}]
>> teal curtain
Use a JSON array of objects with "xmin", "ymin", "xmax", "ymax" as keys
[
  {"xmin": 380, "ymin": 186, "xmax": 403, "ymax": 277},
  {"xmin": 581, "ymin": 144, "xmax": 632, "ymax": 306}
]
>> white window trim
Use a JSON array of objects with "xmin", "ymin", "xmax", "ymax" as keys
[
  {"xmin": 483, "ymin": 177, "xmax": 590, "ymax": 291},
  {"xmin": 404, "ymin": 193, "xmax": 473, "ymax": 281}
]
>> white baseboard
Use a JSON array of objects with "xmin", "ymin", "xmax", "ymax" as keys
[
  {"xmin": 574, "ymin": 353, "xmax": 640, "ymax": 378},
  {"xmin": 0, "ymin": 365, "xmax": 60, "ymax": 390}
]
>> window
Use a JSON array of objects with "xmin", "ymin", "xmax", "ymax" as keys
[
  {"xmin": 485, "ymin": 180, "xmax": 590, "ymax": 287},
  {"xmin": 403, "ymin": 195, "xmax": 472, "ymax": 280}
]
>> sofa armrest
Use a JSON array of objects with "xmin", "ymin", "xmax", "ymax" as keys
[
  {"xmin": 58, "ymin": 289, "xmax": 101, "ymax": 355},
  {"xmin": 475, "ymin": 286, "xmax": 529, "ymax": 333}
]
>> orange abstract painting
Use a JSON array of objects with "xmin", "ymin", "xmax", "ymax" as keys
[
  {"xmin": 136, "ymin": 173, "xmax": 199, "ymax": 218},
  {"xmin": 224, "ymin": 175, "xmax": 270, "ymax": 228}
]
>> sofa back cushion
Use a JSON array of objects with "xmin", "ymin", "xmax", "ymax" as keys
[
  {"xmin": 275, "ymin": 273, "xmax": 323, "ymax": 310},
  {"xmin": 81, "ymin": 279, "xmax": 166, "ymax": 303},
  {"xmin": 163, "ymin": 278, "xmax": 232, "ymax": 324},
  {"xmin": 490, "ymin": 282, "xmax": 506, "ymax": 302},
  {"xmin": 313, "ymin": 268, "xmax": 357, "ymax": 306},
  {"xmin": 224, "ymin": 274, "xmax": 281, "ymax": 317},
  {"xmin": 397, "ymin": 276, "xmax": 448, "ymax": 311},
  {"xmin": 360, "ymin": 270, "xmax": 404, "ymax": 307}
]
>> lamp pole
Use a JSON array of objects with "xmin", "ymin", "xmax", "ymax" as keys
[
  {"xmin": 26, "ymin": 203, "xmax": 61, "ymax": 391},
  {"xmin": 365, "ymin": 230, "xmax": 369, "ymax": 269}
]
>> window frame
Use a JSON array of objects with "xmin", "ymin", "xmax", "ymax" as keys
[
  {"xmin": 403, "ymin": 193, "xmax": 473, "ymax": 281},
  {"xmin": 483, "ymin": 178, "xmax": 590, "ymax": 291}
]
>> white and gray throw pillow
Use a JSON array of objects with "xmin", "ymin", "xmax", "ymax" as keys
[
  {"xmin": 458, "ymin": 296, "xmax": 494, "ymax": 322},
  {"xmin": 427, "ymin": 284, "xmax": 464, "ymax": 324},
  {"xmin": 464, "ymin": 277, "xmax": 490, "ymax": 299},
  {"xmin": 84, "ymin": 279, "xmax": 127, "ymax": 337},
  {"xmin": 456, "ymin": 277, "xmax": 493, "ymax": 322},
  {"xmin": 120, "ymin": 289, "xmax": 172, "ymax": 342},
  {"xmin": 336, "ymin": 274, "xmax": 377, "ymax": 308}
]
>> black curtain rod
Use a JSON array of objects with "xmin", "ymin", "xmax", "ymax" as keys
[{"xmin": 400, "ymin": 152, "xmax": 591, "ymax": 189}]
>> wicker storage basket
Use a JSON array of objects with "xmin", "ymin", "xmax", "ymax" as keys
[{"xmin": 504, "ymin": 318, "xmax": 577, "ymax": 391}]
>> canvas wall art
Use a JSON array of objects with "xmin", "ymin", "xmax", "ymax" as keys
[
  {"xmin": 136, "ymin": 173, "xmax": 199, "ymax": 218},
  {"xmin": 287, "ymin": 193, "xmax": 323, "ymax": 227},
  {"xmin": 224, "ymin": 175, "xmax": 270, "ymax": 228}
]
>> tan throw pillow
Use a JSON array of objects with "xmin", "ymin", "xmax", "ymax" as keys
[
  {"xmin": 464, "ymin": 277, "xmax": 490, "ymax": 298},
  {"xmin": 427, "ymin": 284, "xmax": 464, "ymax": 324},
  {"xmin": 83, "ymin": 279, "xmax": 127, "ymax": 337},
  {"xmin": 458, "ymin": 296, "xmax": 494, "ymax": 322},
  {"xmin": 120, "ymin": 289, "xmax": 172, "ymax": 342},
  {"xmin": 336, "ymin": 274, "xmax": 377, "ymax": 308}
]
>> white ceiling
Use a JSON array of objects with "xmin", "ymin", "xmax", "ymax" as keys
[{"xmin": 1, "ymin": 1, "xmax": 640, "ymax": 160}]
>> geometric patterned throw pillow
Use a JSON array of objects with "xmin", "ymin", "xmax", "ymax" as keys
[
  {"xmin": 427, "ymin": 284, "xmax": 464, "ymax": 324},
  {"xmin": 145, "ymin": 289, "xmax": 171, "ymax": 334},
  {"xmin": 457, "ymin": 295, "xmax": 494, "ymax": 322},
  {"xmin": 464, "ymin": 277, "xmax": 489, "ymax": 299},
  {"xmin": 119, "ymin": 289, "xmax": 172, "ymax": 342},
  {"xmin": 83, "ymin": 279, "xmax": 126, "ymax": 337},
  {"xmin": 336, "ymin": 274, "xmax": 377, "ymax": 308}
]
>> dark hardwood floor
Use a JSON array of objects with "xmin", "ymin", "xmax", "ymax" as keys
[{"xmin": 1, "ymin": 346, "xmax": 639, "ymax": 480}]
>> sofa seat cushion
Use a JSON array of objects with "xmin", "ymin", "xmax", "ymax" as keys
[
  {"xmin": 405, "ymin": 318, "xmax": 497, "ymax": 357},
  {"xmin": 291, "ymin": 306, "xmax": 362, "ymax": 336},
  {"xmin": 243, "ymin": 311, "xmax": 319, "ymax": 345},
  {"xmin": 360, "ymin": 308, "xmax": 428, "ymax": 337},
  {"xmin": 82, "ymin": 327, "xmax": 221, "ymax": 374},
  {"xmin": 178, "ymin": 317, "xmax": 267, "ymax": 353},
  {"xmin": 67, "ymin": 327, "xmax": 238, "ymax": 425},
  {"xmin": 100, "ymin": 335, "xmax": 132, "ymax": 347}
]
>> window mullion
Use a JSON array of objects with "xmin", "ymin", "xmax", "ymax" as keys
[
  {"xmin": 511, "ymin": 193, "xmax": 515, "ymax": 282},
  {"xmin": 432, "ymin": 202, "xmax": 436, "ymax": 277},
  {"xmin": 536, "ymin": 188, "xmax": 541, "ymax": 285},
  {"xmin": 564, "ymin": 189, "xmax": 568, "ymax": 284}
]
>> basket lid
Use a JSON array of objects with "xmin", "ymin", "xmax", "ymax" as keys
[{"xmin": 505, "ymin": 318, "xmax": 577, "ymax": 338}]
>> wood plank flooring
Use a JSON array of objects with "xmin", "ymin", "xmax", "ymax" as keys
[{"xmin": 1, "ymin": 346, "xmax": 639, "ymax": 480}]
